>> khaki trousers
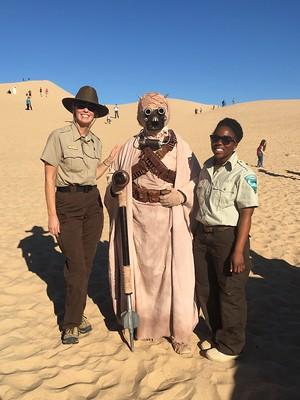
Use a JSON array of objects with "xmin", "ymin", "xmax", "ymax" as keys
[
  {"xmin": 56, "ymin": 187, "xmax": 103, "ymax": 329},
  {"xmin": 193, "ymin": 223, "xmax": 251, "ymax": 355}
]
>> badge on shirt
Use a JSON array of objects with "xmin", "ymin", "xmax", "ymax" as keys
[
  {"xmin": 245, "ymin": 175, "xmax": 257, "ymax": 193},
  {"xmin": 67, "ymin": 145, "xmax": 78, "ymax": 150}
]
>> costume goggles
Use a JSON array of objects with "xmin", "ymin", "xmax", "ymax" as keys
[
  {"xmin": 144, "ymin": 107, "xmax": 166, "ymax": 116},
  {"xmin": 210, "ymin": 134, "xmax": 236, "ymax": 145}
]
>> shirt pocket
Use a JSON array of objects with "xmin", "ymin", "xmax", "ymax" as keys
[
  {"xmin": 213, "ymin": 184, "xmax": 236, "ymax": 209},
  {"xmin": 63, "ymin": 147, "xmax": 84, "ymax": 173},
  {"xmin": 82, "ymin": 142, "xmax": 101, "ymax": 162},
  {"xmin": 92, "ymin": 142, "xmax": 101, "ymax": 162},
  {"xmin": 197, "ymin": 179, "xmax": 210, "ymax": 215}
]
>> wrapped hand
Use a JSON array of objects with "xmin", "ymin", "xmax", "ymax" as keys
[{"xmin": 160, "ymin": 188, "xmax": 185, "ymax": 207}]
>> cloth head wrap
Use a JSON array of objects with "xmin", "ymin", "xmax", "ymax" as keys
[{"xmin": 137, "ymin": 92, "xmax": 169, "ymax": 127}]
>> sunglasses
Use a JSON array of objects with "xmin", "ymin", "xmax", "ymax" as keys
[
  {"xmin": 75, "ymin": 101, "xmax": 97, "ymax": 113},
  {"xmin": 210, "ymin": 134, "xmax": 236, "ymax": 145}
]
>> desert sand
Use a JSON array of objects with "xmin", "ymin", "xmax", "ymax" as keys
[{"xmin": 0, "ymin": 80, "xmax": 299, "ymax": 400}]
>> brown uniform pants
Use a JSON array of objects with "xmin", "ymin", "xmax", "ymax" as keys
[
  {"xmin": 56, "ymin": 187, "xmax": 104, "ymax": 330},
  {"xmin": 193, "ymin": 223, "xmax": 251, "ymax": 355}
]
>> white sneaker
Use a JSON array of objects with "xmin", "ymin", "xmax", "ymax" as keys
[{"xmin": 205, "ymin": 348, "xmax": 239, "ymax": 362}]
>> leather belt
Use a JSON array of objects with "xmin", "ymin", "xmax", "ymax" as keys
[
  {"xmin": 198, "ymin": 223, "xmax": 233, "ymax": 233},
  {"xmin": 57, "ymin": 185, "xmax": 96, "ymax": 193},
  {"xmin": 132, "ymin": 182, "xmax": 163, "ymax": 203}
]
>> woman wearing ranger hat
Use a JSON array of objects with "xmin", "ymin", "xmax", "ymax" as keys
[{"xmin": 41, "ymin": 86, "xmax": 119, "ymax": 344}]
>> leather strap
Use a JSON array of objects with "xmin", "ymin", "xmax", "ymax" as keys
[
  {"xmin": 132, "ymin": 130, "xmax": 177, "ymax": 184},
  {"xmin": 132, "ymin": 182, "xmax": 162, "ymax": 203}
]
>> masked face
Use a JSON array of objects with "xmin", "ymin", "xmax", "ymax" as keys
[
  {"xmin": 137, "ymin": 92, "xmax": 169, "ymax": 134},
  {"xmin": 142, "ymin": 107, "xmax": 167, "ymax": 132}
]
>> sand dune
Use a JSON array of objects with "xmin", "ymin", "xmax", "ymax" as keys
[{"xmin": 0, "ymin": 80, "xmax": 299, "ymax": 400}]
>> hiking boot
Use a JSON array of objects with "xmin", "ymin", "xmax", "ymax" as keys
[
  {"xmin": 78, "ymin": 315, "xmax": 92, "ymax": 335},
  {"xmin": 62, "ymin": 327, "xmax": 79, "ymax": 345}
]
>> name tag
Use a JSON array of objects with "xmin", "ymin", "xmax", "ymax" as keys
[{"xmin": 67, "ymin": 145, "xmax": 78, "ymax": 150}]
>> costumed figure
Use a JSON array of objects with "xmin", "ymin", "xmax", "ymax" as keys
[{"xmin": 105, "ymin": 92, "xmax": 200, "ymax": 355}]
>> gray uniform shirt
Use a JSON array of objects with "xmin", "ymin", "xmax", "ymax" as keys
[
  {"xmin": 195, "ymin": 152, "xmax": 258, "ymax": 226},
  {"xmin": 40, "ymin": 123, "xmax": 102, "ymax": 186}
]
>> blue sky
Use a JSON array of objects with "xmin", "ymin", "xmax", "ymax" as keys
[{"xmin": 1, "ymin": 0, "xmax": 299, "ymax": 104}]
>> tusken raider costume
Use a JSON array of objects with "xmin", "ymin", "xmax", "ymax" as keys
[{"xmin": 105, "ymin": 92, "xmax": 200, "ymax": 354}]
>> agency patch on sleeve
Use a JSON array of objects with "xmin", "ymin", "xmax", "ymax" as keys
[{"xmin": 245, "ymin": 175, "xmax": 257, "ymax": 193}]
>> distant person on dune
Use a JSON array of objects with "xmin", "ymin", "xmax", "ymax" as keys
[
  {"xmin": 114, "ymin": 104, "xmax": 119, "ymax": 118},
  {"xmin": 45, "ymin": 88, "xmax": 48, "ymax": 97},
  {"xmin": 41, "ymin": 86, "xmax": 119, "ymax": 345},
  {"xmin": 256, "ymin": 139, "xmax": 267, "ymax": 168},
  {"xmin": 105, "ymin": 92, "xmax": 200, "ymax": 355},
  {"xmin": 26, "ymin": 96, "xmax": 32, "ymax": 110},
  {"xmin": 193, "ymin": 118, "xmax": 258, "ymax": 362},
  {"xmin": 40, "ymin": 87, "xmax": 43, "ymax": 97}
]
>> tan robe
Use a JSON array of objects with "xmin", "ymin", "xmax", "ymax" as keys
[{"xmin": 104, "ymin": 132, "xmax": 200, "ymax": 344}]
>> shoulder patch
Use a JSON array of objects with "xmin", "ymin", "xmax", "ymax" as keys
[{"xmin": 245, "ymin": 174, "xmax": 257, "ymax": 193}]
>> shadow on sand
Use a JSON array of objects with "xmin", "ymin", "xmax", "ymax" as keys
[
  {"xmin": 258, "ymin": 168, "xmax": 300, "ymax": 181},
  {"xmin": 18, "ymin": 226, "xmax": 120, "ymax": 331},
  {"xmin": 194, "ymin": 250, "xmax": 300, "ymax": 398},
  {"xmin": 231, "ymin": 251, "xmax": 300, "ymax": 399}
]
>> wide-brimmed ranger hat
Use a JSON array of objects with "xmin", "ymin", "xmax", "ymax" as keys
[{"xmin": 62, "ymin": 86, "xmax": 109, "ymax": 118}]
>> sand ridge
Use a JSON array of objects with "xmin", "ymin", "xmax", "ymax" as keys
[{"xmin": 0, "ymin": 80, "xmax": 299, "ymax": 400}]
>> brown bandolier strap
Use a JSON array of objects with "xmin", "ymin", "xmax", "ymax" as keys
[
  {"xmin": 132, "ymin": 130, "xmax": 177, "ymax": 184},
  {"xmin": 132, "ymin": 182, "xmax": 162, "ymax": 203}
]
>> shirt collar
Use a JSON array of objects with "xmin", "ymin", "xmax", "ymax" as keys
[
  {"xmin": 206, "ymin": 151, "xmax": 238, "ymax": 171},
  {"xmin": 226, "ymin": 151, "xmax": 238, "ymax": 169},
  {"xmin": 72, "ymin": 123, "xmax": 93, "ymax": 142}
]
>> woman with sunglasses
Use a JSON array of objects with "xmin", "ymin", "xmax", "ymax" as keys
[
  {"xmin": 41, "ymin": 86, "xmax": 119, "ymax": 345},
  {"xmin": 193, "ymin": 118, "xmax": 258, "ymax": 362}
]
